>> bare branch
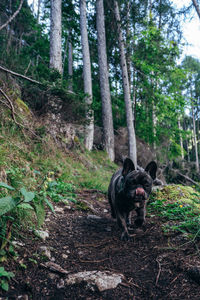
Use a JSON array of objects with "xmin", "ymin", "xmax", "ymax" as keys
[
  {"xmin": 0, "ymin": 88, "xmax": 19, "ymax": 125},
  {"xmin": 0, "ymin": 65, "xmax": 41, "ymax": 85},
  {"xmin": 0, "ymin": 0, "xmax": 24, "ymax": 31}
]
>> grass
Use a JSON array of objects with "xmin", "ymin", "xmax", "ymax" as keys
[{"xmin": 0, "ymin": 113, "xmax": 117, "ymax": 250}]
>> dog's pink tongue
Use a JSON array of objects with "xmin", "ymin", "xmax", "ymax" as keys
[{"xmin": 136, "ymin": 187, "xmax": 145, "ymax": 196}]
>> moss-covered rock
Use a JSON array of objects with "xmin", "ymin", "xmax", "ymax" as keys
[
  {"xmin": 151, "ymin": 184, "xmax": 200, "ymax": 212},
  {"xmin": 15, "ymin": 97, "xmax": 31, "ymax": 116}
]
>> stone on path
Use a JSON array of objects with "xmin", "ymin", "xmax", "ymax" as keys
[{"xmin": 65, "ymin": 270, "xmax": 124, "ymax": 292}]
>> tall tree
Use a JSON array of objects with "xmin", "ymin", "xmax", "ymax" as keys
[
  {"xmin": 191, "ymin": 97, "xmax": 199, "ymax": 172},
  {"xmin": 68, "ymin": 30, "xmax": 73, "ymax": 92},
  {"xmin": 114, "ymin": 0, "xmax": 137, "ymax": 167},
  {"xmin": 80, "ymin": 0, "xmax": 94, "ymax": 150},
  {"xmin": 192, "ymin": 0, "xmax": 200, "ymax": 19},
  {"xmin": 50, "ymin": 0, "xmax": 62, "ymax": 73},
  {"xmin": 96, "ymin": 0, "xmax": 115, "ymax": 161}
]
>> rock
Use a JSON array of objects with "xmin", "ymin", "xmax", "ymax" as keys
[
  {"xmin": 105, "ymin": 226, "xmax": 111, "ymax": 232},
  {"xmin": 87, "ymin": 215, "xmax": 102, "ymax": 220},
  {"xmin": 62, "ymin": 254, "xmax": 68, "ymax": 259},
  {"xmin": 39, "ymin": 246, "xmax": 51, "ymax": 260},
  {"xmin": 17, "ymin": 295, "xmax": 28, "ymax": 300},
  {"xmin": 34, "ymin": 230, "xmax": 49, "ymax": 240},
  {"xmin": 48, "ymin": 273, "xmax": 59, "ymax": 280},
  {"xmin": 13, "ymin": 241, "xmax": 25, "ymax": 247},
  {"xmin": 57, "ymin": 278, "xmax": 65, "ymax": 289},
  {"xmin": 187, "ymin": 266, "xmax": 200, "ymax": 285},
  {"xmin": 65, "ymin": 270, "xmax": 124, "ymax": 292},
  {"xmin": 54, "ymin": 206, "xmax": 64, "ymax": 213}
]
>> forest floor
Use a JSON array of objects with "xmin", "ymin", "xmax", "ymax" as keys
[{"xmin": 1, "ymin": 189, "xmax": 200, "ymax": 300}]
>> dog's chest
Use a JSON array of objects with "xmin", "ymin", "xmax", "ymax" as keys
[{"xmin": 117, "ymin": 195, "xmax": 145, "ymax": 212}]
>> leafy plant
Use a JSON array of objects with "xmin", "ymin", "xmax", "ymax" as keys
[
  {"xmin": 148, "ymin": 198, "xmax": 200, "ymax": 238},
  {"xmin": 0, "ymin": 183, "xmax": 36, "ymax": 250},
  {"xmin": 0, "ymin": 267, "xmax": 14, "ymax": 291},
  {"xmin": 39, "ymin": 177, "xmax": 77, "ymax": 204}
]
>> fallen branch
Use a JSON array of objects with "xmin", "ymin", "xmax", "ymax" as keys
[
  {"xmin": 0, "ymin": 65, "xmax": 41, "ymax": 85},
  {"xmin": 40, "ymin": 262, "xmax": 69, "ymax": 275},
  {"xmin": 0, "ymin": 0, "xmax": 24, "ymax": 31},
  {"xmin": 176, "ymin": 171, "xmax": 200, "ymax": 186}
]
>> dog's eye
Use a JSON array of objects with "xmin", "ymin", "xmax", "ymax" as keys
[
  {"xmin": 127, "ymin": 180, "xmax": 136, "ymax": 186},
  {"xmin": 142, "ymin": 180, "xmax": 150, "ymax": 187}
]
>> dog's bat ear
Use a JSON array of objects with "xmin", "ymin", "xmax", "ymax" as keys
[
  {"xmin": 145, "ymin": 161, "xmax": 157, "ymax": 180},
  {"xmin": 122, "ymin": 158, "xmax": 135, "ymax": 176}
]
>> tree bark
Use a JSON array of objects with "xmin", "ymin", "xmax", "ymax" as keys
[
  {"xmin": 96, "ymin": 0, "xmax": 115, "ymax": 161},
  {"xmin": 178, "ymin": 117, "xmax": 184, "ymax": 160},
  {"xmin": 191, "ymin": 101, "xmax": 199, "ymax": 172},
  {"xmin": 50, "ymin": 0, "xmax": 62, "ymax": 73},
  {"xmin": 0, "ymin": 0, "xmax": 24, "ymax": 31},
  {"xmin": 37, "ymin": 0, "xmax": 41, "ymax": 23},
  {"xmin": 192, "ymin": 0, "xmax": 200, "ymax": 19},
  {"xmin": 80, "ymin": 0, "xmax": 94, "ymax": 151},
  {"xmin": 68, "ymin": 32, "xmax": 73, "ymax": 92},
  {"xmin": 114, "ymin": 0, "xmax": 137, "ymax": 167}
]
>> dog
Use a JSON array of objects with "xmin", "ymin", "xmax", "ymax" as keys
[{"xmin": 108, "ymin": 158, "xmax": 159, "ymax": 241}]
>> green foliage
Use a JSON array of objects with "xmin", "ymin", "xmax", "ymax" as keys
[
  {"xmin": 149, "ymin": 186, "xmax": 200, "ymax": 239},
  {"xmin": 39, "ymin": 176, "xmax": 77, "ymax": 204},
  {"xmin": 0, "ymin": 267, "xmax": 14, "ymax": 291}
]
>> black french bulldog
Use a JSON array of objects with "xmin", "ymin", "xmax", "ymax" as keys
[{"xmin": 108, "ymin": 158, "xmax": 158, "ymax": 241}]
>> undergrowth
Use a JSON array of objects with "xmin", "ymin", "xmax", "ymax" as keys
[{"xmin": 149, "ymin": 186, "xmax": 200, "ymax": 239}]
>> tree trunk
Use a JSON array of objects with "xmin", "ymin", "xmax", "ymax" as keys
[
  {"xmin": 192, "ymin": 0, "xmax": 200, "ymax": 19},
  {"xmin": 191, "ymin": 102, "xmax": 199, "ymax": 172},
  {"xmin": 80, "ymin": 0, "xmax": 94, "ymax": 151},
  {"xmin": 50, "ymin": 0, "xmax": 62, "ymax": 73},
  {"xmin": 68, "ymin": 33, "xmax": 73, "ymax": 92},
  {"xmin": 126, "ymin": 1, "xmax": 131, "ymax": 90},
  {"xmin": 96, "ymin": 0, "xmax": 115, "ymax": 161},
  {"xmin": 37, "ymin": 0, "xmax": 41, "ymax": 23},
  {"xmin": 114, "ymin": 0, "xmax": 137, "ymax": 167},
  {"xmin": 178, "ymin": 117, "xmax": 184, "ymax": 160}
]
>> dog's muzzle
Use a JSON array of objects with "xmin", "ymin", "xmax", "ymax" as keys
[{"xmin": 136, "ymin": 187, "xmax": 145, "ymax": 197}]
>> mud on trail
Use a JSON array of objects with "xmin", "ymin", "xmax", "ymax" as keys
[{"xmin": 1, "ymin": 189, "xmax": 200, "ymax": 300}]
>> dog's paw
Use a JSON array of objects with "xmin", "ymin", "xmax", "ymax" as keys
[
  {"xmin": 134, "ymin": 218, "xmax": 144, "ymax": 227},
  {"xmin": 120, "ymin": 231, "xmax": 130, "ymax": 241}
]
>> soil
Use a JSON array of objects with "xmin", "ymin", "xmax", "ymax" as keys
[{"xmin": 1, "ymin": 189, "xmax": 200, "ymax": 300}]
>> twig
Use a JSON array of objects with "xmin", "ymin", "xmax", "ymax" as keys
[
  {"xmin": 24, "ymin": 60, "xmax": 32, "ymax": 76},
  {"xmin": 0, "ymin": 0, "xmax": 24, "ymax": 31},
  {"xmin": 0, "ymin": 65, "xmax": 41, "ymax": 85},
  {"xmin": 0, "ymin": 87, "xmax": 43, "ymax": 140},
  {"xmin": 170, "ymin": 275, "xmax": 179, "ymax": 285},
  {"xmin": 75, "ymin": 241, "xmax": 109, "ymax": 248},
  {"xmin": 155, "ymin": 258, "xmax": 162, "ymax": 286},
  {"xmin": 0, "ymin": 88, "xmax": 21, "ymax": 126},
  {"xmin": 40, "ymin": 262, "xmax": 69, "ymax": 275}
]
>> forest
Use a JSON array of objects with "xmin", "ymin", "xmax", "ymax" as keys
[{"xmin": 0, "ymin": 0, "xmax": 200, "ymax": 299}]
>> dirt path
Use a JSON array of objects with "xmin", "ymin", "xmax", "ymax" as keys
[{"xmin": 2, "ymin": 190, "xmax": 200, "ymax": 299}]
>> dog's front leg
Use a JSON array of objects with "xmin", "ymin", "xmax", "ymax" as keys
[
  {"xmin": 135, "ymin": 205, "xmax": 146, "ymax": 227},
  {"xmin": 116, "ymin": 211, "xmax": 130, "ymax": 241}
]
